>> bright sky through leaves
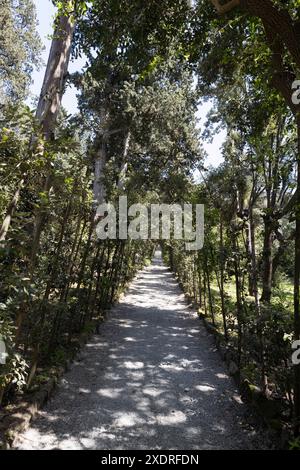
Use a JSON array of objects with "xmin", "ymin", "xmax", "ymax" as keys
[{"xmin": 30, "ymin": 0, "xmax": 225, "ymax": 167}]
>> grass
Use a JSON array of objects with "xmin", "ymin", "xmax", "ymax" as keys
[{"xmin": 201, "ymin": 275, "xmax": 294, "ymax": 335}]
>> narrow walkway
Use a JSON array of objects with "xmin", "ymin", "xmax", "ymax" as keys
[{"xmin": 16, "ymin": 253, "xmax": 268, "ymax": 450}]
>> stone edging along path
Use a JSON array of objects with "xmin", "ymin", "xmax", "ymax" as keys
[
  {"xmin": 0, "ymin": 266, "xmax": 139, "ymax": 449},
  {"xmin": 179, "ymin": 285, "xmax": 287, "ymax": 448}
]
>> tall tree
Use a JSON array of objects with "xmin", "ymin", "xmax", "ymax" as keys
[
  {"xmin": 191, "ymin": 0, "xmax": 300, "ymax": 435},
  {"xmin": 0, "ymin": 0, "xmax": 41, "ymax": 105}
]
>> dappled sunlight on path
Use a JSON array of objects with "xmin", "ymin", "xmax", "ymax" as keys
[{"xmin": 15, "ymin": 252, "xmax": 268, "ymax": 450}]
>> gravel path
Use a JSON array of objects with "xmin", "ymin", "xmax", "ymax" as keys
[{"xmin": 15, "ymin": 252, "xmax": 269, "ymax": 450}]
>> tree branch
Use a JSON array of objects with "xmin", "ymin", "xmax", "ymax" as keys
[
  {"xmin": 210, "ymin": 0, "xmax": 240, "ymax": 14},
  {"xmin": 263, "ymin": 20, "xmax": 299, "ymax": 117},
  {"xmin": 241, "ymin": 0, "xmax": 300, "ymax": 69}
]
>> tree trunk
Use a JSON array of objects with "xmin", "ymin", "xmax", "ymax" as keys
[
  {"xmin": 30, "ymin": 175, "xmax": 52, "ymax": 271},
  {"xmin": 98, "ymin": 243, "xmax": 113, "ymax": 310},
  {"xmin": 61, "ymin": 216, "xmax": 87, "ymax": 302},
  {"xmin": 248, "ymin": 207, "xmax": 269, "ymax": 394},
  {"xmin": 93, "ymin": 243, "xmax": 107, "ymax": 319},
  {"xmin": 30, "ymin": 9, "xmax": 75, "ymax": 269},
  {"xmin": 109, "ymin": 242, "xmax": 126, "ymax": 304},
  {"xmin": 93, "ymin": 107, "xmax": 110, "ymax": 207},
  {"xmin": 219, "ymin": 217, "xmax": 228, "ymax": 340},
  {"xmin": 36, "ymin": 13, "xmax": 75, "ymax": 139},
  {"xmin": 0, "ymin": 177, "xmax": 24, "ymax": 242},
  {"xmin": 261, "ymin": 216, "xmax": 273, "ymax": 303},
  {"xmin": 241, "ymin": 0, "xmax": 300, "ymax": 69},
  {"xmin": 205, "ymin": 254, "xmax": 215, "ymax": 326},
  {"xmin": 202, "ymin": 265, "xmax": 208, "ymax": 316},
  {"xmin": 197, "ymin": 263, "xmax": 203, "ymax": 309},
  {"xmin": 26, "ymin": 197, "xmax": 74, "ymax": 385},
  {"xmin": 93, "ymin": 139, "xmax": 107, "ymax": 207},
  {"xmin": 118, "ymin": 132, "xmax": 131, "ymax": 191},
  {"xmin": 233, "ymin": 233, "xmax": 242, "ymax": 369}
]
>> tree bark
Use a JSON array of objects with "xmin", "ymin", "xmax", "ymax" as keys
[
  {"xmin": 241, "ymin": 0, "xmax": 300, "ymax": 69},
  {"xmin": 93, "ymin": 107, "xmax": 110, "ymax": 207},
  {"xmin": 233, "ymin": 232, "xmax": 242, "ymax": 369},
  {"xmin": 219, "ymin": 216, "xmax": 228, "ymax": 340},
  {"xmin": 36, "ymin": 13, "xmax": 75, "ymax": 139},
  {"xmin": 0, "ymin": 8, "xmax": 75, "ymax": 243},
  {"xmin": 30, "ymin": 8, "xmax": 75, "ymax": 269},
  {"xmin": 93, "ymin": 139, "xmax": 108, "ymax": 206},
  {"xmin": 118, "ymin": 132, "xmax": 131, "ymax": 191},
  {"xmin": 0, "ymin": 177, "xmax": 24, "ymax": 242},
  {"xmin": 211, "ymin": 0, "xmax": 300, "ymax": 70},
  {"xmin": 205, "ymin": 254, "xmax": 215, "ymax": 326},
  {"xmin": 261, "ymin": 216, "xmax": 273, "ymax": 303}
]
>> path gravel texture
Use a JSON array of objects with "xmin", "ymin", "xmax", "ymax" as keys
[{"xmin": 15, "ymin": 252, "xmax": 269, "ymax": 450}]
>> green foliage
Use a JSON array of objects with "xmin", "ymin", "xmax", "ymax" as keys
[
  {"xmin": 0, "ymin": 0, "xmax": 41, "ymax": 104},
  {"xmin": 1, "ymin": 0, "xmax": 300, "ymax": 441},
  {"xmin": 0, "ymin": 353, "xmax": 28, "ymax": 392},
  {"xmin": 0, "ymin": 304, "xmax": 28, "ymax": 403},
  {"xmin": 0, "ymin": 99, "xmax": 154, "ymax": 402},
  {"xmin": 289, "ymin": 436, "xmax": 300, "ymax": 450}
]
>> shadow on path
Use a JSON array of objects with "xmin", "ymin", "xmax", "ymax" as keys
[{"xmin": 15, "ymin": 252, "xmax": 268, "ymax": 450}]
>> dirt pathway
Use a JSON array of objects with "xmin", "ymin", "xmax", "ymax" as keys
[{"xmin": 15, "ymin": 253, "xmax": 268, "ymax": 450}]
